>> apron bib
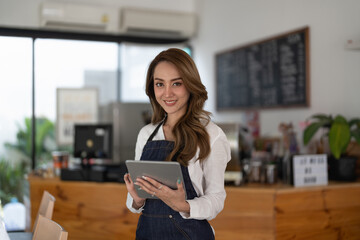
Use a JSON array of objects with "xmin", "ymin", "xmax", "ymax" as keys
[{"xmin": 135, "ymin": 122, "xmax": 214, "ymax": 240}]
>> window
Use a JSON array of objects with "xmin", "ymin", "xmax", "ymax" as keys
[
  {"xmin": 34, "ymin": 39, "xmax": 119, "ymax": 166},
  {"xmin": 0, "ymin": 36, "xmax": 32, "ymax": 167},
  {"xmin": 0, "ymin": 36, "xmax": 32, "ymax": 211},
  {"xmin": 0, "ymin": 29, "xmax": 190, "ymax": 170}
]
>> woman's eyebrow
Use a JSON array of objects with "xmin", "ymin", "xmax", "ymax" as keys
[{"xmin": 154, "ymin": 77, "xmax": 183, "ymax": 81}]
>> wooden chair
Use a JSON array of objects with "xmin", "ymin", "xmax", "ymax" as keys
[
  {"xmin": 32, "ymin": 190, "xmax": 56, "ymax": 231},
  {"xmin": 32, "ymin": 214, "xmax": 68, "ymax": 240},
  {"xmin": 8, "ymin": 190, "xmax": 56, "ymax": 240}
]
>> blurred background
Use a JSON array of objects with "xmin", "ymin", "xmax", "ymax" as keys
[{"xmin": 0, "ymin": 0, "xmax": 360, "ymax": 237}]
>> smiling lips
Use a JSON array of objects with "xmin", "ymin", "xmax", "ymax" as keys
[{"xmin": 164, "ymin": 100, "xmax": 177, "ymax": 106}]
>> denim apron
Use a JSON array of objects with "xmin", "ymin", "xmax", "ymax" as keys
[{"xmin": 135, "ymin": 122, "xmax": 215, "ymax": 240}]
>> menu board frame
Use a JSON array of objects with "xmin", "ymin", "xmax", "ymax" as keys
[{"xmin": 215, "ymin": 26, "xmax": 310, "ymax": 111}]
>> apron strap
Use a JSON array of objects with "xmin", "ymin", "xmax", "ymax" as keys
[
  {"xmin": 147, "ymin": 119, "xmax": 165, "ymax": 142},
  {"xmin": 145, "ymin": 116, "xmax": 184, "ymax": 162}
]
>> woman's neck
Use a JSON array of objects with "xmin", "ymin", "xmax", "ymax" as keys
[
  {"xmin": 162, "ymin": 115, "xmax": 182, "ymax": 141},
  {"xmin": 164, "ymin": 115, "xmax": 180, "ymax": 129}
]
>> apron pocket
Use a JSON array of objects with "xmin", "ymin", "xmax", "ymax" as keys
[{"xmin": 169, "ymin": 217, "xmax": 191, "ymax": 240}]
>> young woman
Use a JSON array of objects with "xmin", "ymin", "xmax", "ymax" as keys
[{"xmin": 124, "ymin": 48, "xmax": 231, "ymax": 240}]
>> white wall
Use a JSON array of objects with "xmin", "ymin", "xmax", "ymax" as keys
[
  {"xmin": 1, "ymin": 0, "xmax": 360, "ymax": 149},
  {"xmin": 192, "ymin": 0, "xmax": 360, "ymax": 147}
]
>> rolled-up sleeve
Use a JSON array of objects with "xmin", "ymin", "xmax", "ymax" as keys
[{"xmin": 126, "ymin": 192, "xmax": 145, "ymax": 213}]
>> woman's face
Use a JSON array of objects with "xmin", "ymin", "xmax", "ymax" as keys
[{"xmin": 153, "ymin": 61, "xmax": 190, "ymax": 121}]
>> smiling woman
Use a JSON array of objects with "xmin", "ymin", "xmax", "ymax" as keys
[{"xmin": 124, "ymin": 48, "xmax": 231, "ymax": 240}]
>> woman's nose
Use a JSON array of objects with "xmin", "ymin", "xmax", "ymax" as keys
[{"xmin": 164, "ymin": 85, "xmax": 173, "ymax": 97}]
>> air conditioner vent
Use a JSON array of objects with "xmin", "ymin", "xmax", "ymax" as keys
[
  {"xmin": 43, "ymin": 21, "xmax": 107, "ymax": 32},
  {"xmin": 125, "ymin": 27, "xmax": 182, "ymax": 38}
]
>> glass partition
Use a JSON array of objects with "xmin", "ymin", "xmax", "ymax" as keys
[{"xmin": 0, "ymin": 36, "xmax": 32, "ymax": 208}]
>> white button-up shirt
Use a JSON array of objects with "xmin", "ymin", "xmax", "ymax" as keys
[{"xmin": 126, "ymin": 121, "xmax": 231, "ymax": 221}]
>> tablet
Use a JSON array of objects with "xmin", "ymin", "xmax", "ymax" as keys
[{"xmin": 125, "ymin": 160, "xmax": 186, "ymax": 199}]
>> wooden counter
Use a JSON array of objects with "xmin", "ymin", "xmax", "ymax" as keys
[
  {"xmin": 28, "ymin": 176, "xmax": 139, "ymax": 240},
  {"xmin": 28, "ymin": 176, "xmax": 360, "ymax": 240},
  {"xmin": 214, "ymin": 183, "xmax": 360, "ymax": 240}
]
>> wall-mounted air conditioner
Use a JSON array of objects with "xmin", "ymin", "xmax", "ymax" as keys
[
  {"xmin": 120, "ymin": 8, "xmax": 197, "ymax": 39},
  {"xmin": 40, "ymin": 2, "xmax": 118, "ymax": 33}
]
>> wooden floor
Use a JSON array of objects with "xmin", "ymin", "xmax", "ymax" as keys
[{"xmin": 28, "ymin": 176, "xmax": 360, "ymax": 240}]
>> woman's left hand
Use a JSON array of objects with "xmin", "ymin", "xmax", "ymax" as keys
[{"xmin": 135, "ymin": 176, "xmax": 190, "ymax": 213}]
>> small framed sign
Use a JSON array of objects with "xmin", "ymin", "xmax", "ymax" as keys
[
  {"xmin": 56, "ymin": 88, "xmax": 98, "ymax": 146},
  {"xmin": 293, "ymin": 154, "xmax": 328, "ymax": 187}
]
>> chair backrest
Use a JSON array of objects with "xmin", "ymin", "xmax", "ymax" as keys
[
  {"xmin": 32, "ymin": 191, "xmax": 56, "ymax": 232},
  {"xmin": 32, "ymin": 214, "xmax": 68, "ymax": 240}
]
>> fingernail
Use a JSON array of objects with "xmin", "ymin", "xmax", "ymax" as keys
[
  {"xmin": 142, "ymin": 176, "xmax": 147, "ymax": 180},
  {"xmin": 177, "ymin": 179, "xmax": 181, "ymax": 184}
]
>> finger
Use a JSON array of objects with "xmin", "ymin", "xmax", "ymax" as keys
[
  {"xmin": 137, "ymin": 177, "xmax": 159, "ymax": 190},
  {"xmin": 142, "ymin": 177, "xmax": 166, "ymax": 191},
  {"xmin": 176, "ymin": 178, "xmax": 183, "ymax": 190},
  {"xmin": 141, "ymin": 176, "xmax": 161, "ymax": 187},
  {"xmin": 135, "ymin": 182, "xmax": 154, "ymax": 197},
  {"xmin": 135, "ymin": 178, "xmax": 154, "ymax": 195},
  {"xmin": 136, "ymin": 177, "xmax": 156, "ymax": 191},
  {"xmin": 124, "ymin": 173, "xmax": 131, "ymax": 183}
]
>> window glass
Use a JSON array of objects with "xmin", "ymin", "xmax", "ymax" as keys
[
  {"xmin": 0, "ymin": 36, "xmax": 32, "ymax": 164},
  {"xmin": 34, "ymin": 39, "xmax": 118, "ymax": 166},
  {"xmin": 120, "ymin": 43, "xmax": 190, "ymax": 102},
  {"xmin": 0, "ymin": 36, "xmax": 32, "ymax": 208}
]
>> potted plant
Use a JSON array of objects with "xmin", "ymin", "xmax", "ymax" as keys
[{"xmin": 303, "ymin": 114, "xmax": 360, "ymax": 181}]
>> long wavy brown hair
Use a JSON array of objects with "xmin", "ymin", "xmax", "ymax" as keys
[{"xmin": 145, "ymin": 48, "xmax": 211, "ymax": 166}]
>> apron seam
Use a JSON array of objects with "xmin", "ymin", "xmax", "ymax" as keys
[{"xmin": 169, "ymin": 218, "xmax": 192, "ymax": 240}]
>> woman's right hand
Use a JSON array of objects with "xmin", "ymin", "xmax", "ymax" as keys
[{"xmin": 124, "ymin": 173, "xmax": 145, "ymax": 209}]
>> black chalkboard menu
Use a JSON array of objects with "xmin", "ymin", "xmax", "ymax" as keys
[{"xmin": 216, "ymin": 27, "xmax": 310, "ymax": 110}]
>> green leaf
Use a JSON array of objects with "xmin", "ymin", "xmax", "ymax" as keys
[
  {"xmin": 309, "ymin": 114, "xmax": 332, "ymax": 122},
  {"xmin": 303, "ymin": 122, "xmax": 325, "ymax": 145},
  {"xmin": 329, "ymin": 115, "xmax": 351, "ymax": 159},
  {"xmin": 4, "ymin": 117, "xmax": 55, "ymax": 164}
]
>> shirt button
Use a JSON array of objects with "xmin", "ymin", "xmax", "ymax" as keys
[{"xmin": 169, "ymin": 215, "xmax": 173, "ymax": 218}]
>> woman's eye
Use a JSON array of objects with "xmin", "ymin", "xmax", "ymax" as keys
[
  {"xmin": 155, "ymin": 82, "xmax": 163, "ymax": 87},
  {"xmin": 173, "ymin": 82, "xmax": 182, "ymax": 86}
]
